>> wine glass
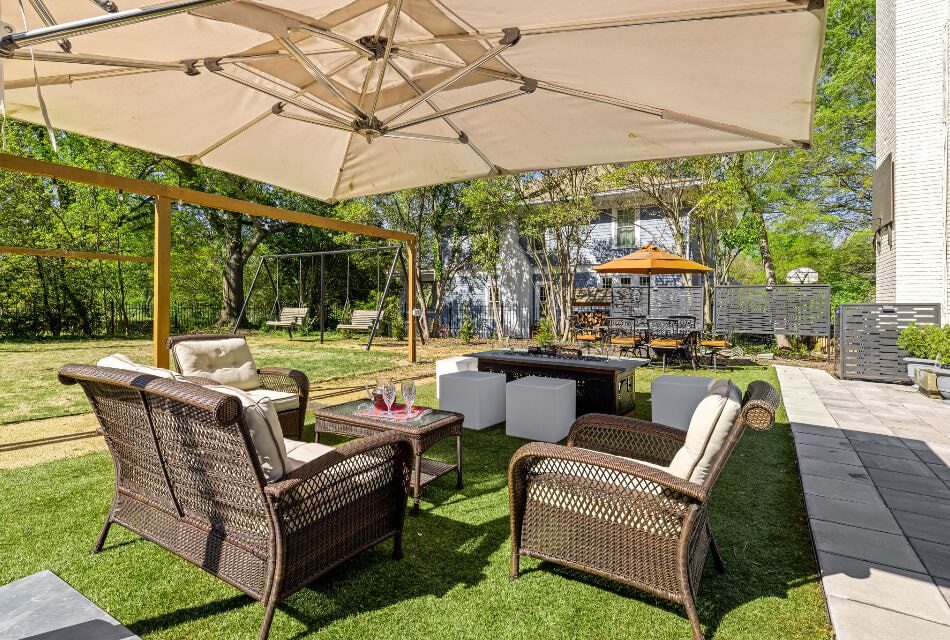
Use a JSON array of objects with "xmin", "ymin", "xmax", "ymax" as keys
[
  {"xmin": 382, "ymin": 381, "xmax": 397, "ymax": 415},
  {"xmin": 401, "ymin": 380, "xmax": 416, "ymax": 416}
]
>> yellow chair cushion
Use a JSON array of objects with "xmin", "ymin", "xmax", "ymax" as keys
[
  {"xmin": 650, "ymin": 339, "xmax": 683, "ymax": 348},
  {"xmin": 610, "ymin": 336, "xmax": 640, "ymax": 345},
  {"xmin": 701, "ymin": 340, "xmax": 730, "ymax": 348},
  {"xmin": 576, "ymin": 334, "xmax": 599, "ymax": 341}
]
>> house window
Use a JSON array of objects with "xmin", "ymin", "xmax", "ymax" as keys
[
  {"xmin": 600, "ymin": 276, "xmax": 613, "ymax": 289},
  {"xmin": 619, "ymin": 276, "xmax": 632, "ymax": 287},
  {"xmin": 616, "ymin": 209, "xmax": 636, "ymax": 247}
]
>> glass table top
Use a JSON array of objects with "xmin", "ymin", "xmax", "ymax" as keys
[{"xmin": 317, "ymin": 399, "xmax": 453, "ymax": 429}]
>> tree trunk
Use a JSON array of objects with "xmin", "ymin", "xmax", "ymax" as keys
[
  {"xmin": 221, "ymin": 245, "xmax": 246, "ymax": 325},
  {"xmin": 754, "ymin": 210, "xmax": 791, "ymax": 349},
  {"xmin": 487, "ymin": 272, "xmax": 504, "ymax": 339}
]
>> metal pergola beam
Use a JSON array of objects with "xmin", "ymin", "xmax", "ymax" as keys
[{"xmin": 0, "ymin": 152, "xmax": 418, "ymax": 365}]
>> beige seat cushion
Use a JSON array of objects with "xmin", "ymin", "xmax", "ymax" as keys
[
  {"xmin": 173, "ymin": 338, "xmax": 259, "ymax": 391},
  {"xmin": 97, "ymin": 353, "xmax": 180, "ymax": 379},
  {"xmin": 246, "ymin": 388, "xmax": 299, "ymax": 413},
  {"xmin": 208, "ymin": 385, "xmax": 287, "ymax": 482},
  {"xmin": 283, "ymin": 439, "xmax": 335, "ymax": 472},
  {"xmin": 667, "ymin": 380, "xmax": 742, "ymax": 483}
]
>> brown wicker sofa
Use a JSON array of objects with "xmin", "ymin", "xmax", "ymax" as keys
[
  {"xmin": 167, "ymin": 334, "xmax": 309, "ymax": 438},
  {"xmin": 59, "ymin": 364, "xmax": 412, "ymax": 640},
  {"xmin": 508, "ymin": 380, "xmax": 780, "ymax": 640}
]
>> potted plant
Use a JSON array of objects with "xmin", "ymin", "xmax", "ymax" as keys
[
  {"xmin": 899, "ymin": 323, "xmax": 950, "ymax": 398},
  {"xmin": 898, "ymin": 323, "xmax": 942, "ymax": 381}
]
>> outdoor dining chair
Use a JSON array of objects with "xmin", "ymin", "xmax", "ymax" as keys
[
  {"xmin": 58, "ymin": 364, "xmax": 413, "ymax": 640},
  {"xmin": 508, "ymin": 380, "xmax": 780, "ymax": 640}
]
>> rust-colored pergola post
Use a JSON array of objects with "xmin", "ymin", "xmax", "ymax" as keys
[
  {"xmin": 152, "ymin": 197, "xmax": 171, "ymax": 368},
  {"xmin": 406, "ymin": 239, "xmax": 417, "ymax": 363}
]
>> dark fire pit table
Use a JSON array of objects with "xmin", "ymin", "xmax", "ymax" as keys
[
  {"xmin": 465, "ymin": 349, "xmax": 649, "ymax": 416},
  {"xmin": 313, "ymin": 400, "xmax": 463, "ymax": 513}
]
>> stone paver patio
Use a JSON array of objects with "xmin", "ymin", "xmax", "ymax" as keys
[{"xmin": 776, "ymin": 365, "xmax": 950, "ymax": 639}]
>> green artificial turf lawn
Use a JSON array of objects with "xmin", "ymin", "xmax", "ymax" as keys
[
  {"xmin": 0, "ymin": 366, "xmax": 831, "ymax": 639},
  {"xmin": 0, "ymin": 336, "xmax": 401, "ymax": 424}
]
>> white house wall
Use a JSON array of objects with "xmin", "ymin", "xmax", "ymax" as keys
[
  {"xmin": 875, "ymin": 0, "xmax": 897, "ymax": 303},
  {"xmin": 877, "ymin": 0, "xmax": 950, "ymax": 311}
]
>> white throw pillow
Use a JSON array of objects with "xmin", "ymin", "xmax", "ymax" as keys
[
  {"xmin": 688, "ymin": 382, "xmax": 742, "ymax": 484},
  {"xmin": 667, "ymin": 379, "xmax": 732, "ymax": 481},
  {"xmin": 97, "ymin": 353, "xmax": 179, "ymax": 379},
  {"xmin": 173, "ymin": 338, "xmax": 259, "ymax": 391},
  {"xmin": 208, "ymin": 385, "xmax": 288, "ymax": 482}
]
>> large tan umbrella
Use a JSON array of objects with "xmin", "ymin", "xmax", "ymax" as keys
[
  {"xmin": 0, "ymin": 0, "xmax": 826, "ymax": 200},
  {"xmin": 594, "ymin": 243, "xmax": 712, "ymax": 318}
]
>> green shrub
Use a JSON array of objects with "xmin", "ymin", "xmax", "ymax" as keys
[
  {"xmin": 534, "ymin": 313, "xmax": 555, "ymax": 347},
  {"xmin": 458, "ymin": 302, "xmax": 475, "ymax": 344},
  {"xmin": 898, "ymin": 323, "xmax": 950, "ymax": 361},
  {"xmin": 384, "ymin": 299, "xmax": 407, "ymax": 341}
]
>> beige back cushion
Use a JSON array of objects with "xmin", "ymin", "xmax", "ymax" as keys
[
  {"xmin": 97, "ymin": 353, "xmax": 179, "ymax": 379},
  {"xmin": 208, "ymin": 385, "xmax": 288, "ymax": 482},
  {"xmin": 173, "ymin": 338, "xmax": 259, "ymax": 391},
  {"xmin": 667, "ymin": 380, "xmax": 741, "ymax": 483}
]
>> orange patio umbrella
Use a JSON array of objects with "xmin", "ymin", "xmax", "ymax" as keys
[{"xmin": 593, "ymin": 244, "xmax": 712, "ymax": 318}]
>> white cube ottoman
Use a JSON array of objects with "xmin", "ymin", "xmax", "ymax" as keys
[
  {"xmin": 506, "ymin": 376, "xmax": 576, "ymax": 443},
  {"xmin": 440, "ymin": 371, "xmax": 506, "ymax": 430},
  {"xmin": 651, "ymin": 375, "xmax": 716, "ymax": 431},
  {"xmin": 435, "ymin": 356, "xmax": 478, "ymax": 398}
]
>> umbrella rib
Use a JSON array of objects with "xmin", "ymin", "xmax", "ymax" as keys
[
  {"xmin": 368, "ymin": 0, "xmax": 402, "ymax": 118},
  {"xmin": 385, "ymin": 81, "xmax": 536, "ymax": 133},
  {"xmin": 386, "ymin": 59, "xmax": 498, "ymax": 172},
  {"xmin": 276, "ymin": 35, "xmax": 368, "ymax": 119},
  {"xmin": 391, "ymin": 1, "xmax": 818, "ymax": 48},
  {"xmin": 329, "ymin": 46, "xmax": 379, "ymax": 202},
  {"xmin": 392, "ymin": 49, "xmax": 806, "ymax": 149}
]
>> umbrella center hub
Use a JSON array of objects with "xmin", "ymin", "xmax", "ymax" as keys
[
  {"xmin": 354, "ymin": 115, "xmax": 385, "ymax": 141},
  {"xmin": 356, "ymin": 35, "xmax": 392, "ymax": 60}
]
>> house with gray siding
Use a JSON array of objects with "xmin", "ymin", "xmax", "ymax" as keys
[
  {"xmin": 441, "ymin": 188, "xmax": 701, "ymax": 337},
  {"xmin": 874, "ymin": 0, "xmax": 950, "ymax": 313}
]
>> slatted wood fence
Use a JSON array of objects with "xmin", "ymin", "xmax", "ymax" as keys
[
  {"xmin": 836, "ymin": 303, "xmax": 942, "ymax": 383},
  {"xmin": 713, "ymin": 285, "xmax": 831, "ymax": 337}
]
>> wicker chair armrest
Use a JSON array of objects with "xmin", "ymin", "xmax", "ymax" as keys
[
  {"xmin": 509, "ymin": 442, "xmax": 706, "ymax": 504},
  {"xmin": 179, "ymin": 375, "xmax": 219, "ymax": 386},
  {"xmin": 741, "ymin": 380, "xmax": 781, "ymax": 431},
  {"xmin": 566, "ymin": 413, "xmax": 686, "ymax": 465},
  {"xmin": 257, "ymin": 367, "xmax": 309, "ymax": 399},
  {"xmin": 264, "ymin": 430, "xmax": 411, "ymax": 501}
]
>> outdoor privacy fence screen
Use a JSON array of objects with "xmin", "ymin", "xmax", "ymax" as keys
[
  {"xmin": 836, "ymin": 303, "xmax": 942, "ymax": 383},
  {"xmin": 713, "ymin": 285, "xmax": 832, "ymax": 337}
]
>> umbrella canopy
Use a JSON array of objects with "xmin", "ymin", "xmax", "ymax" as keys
[
  {"xmin": 593, "ymin": 244, "xmax": 713, "ymax": 275},
  {"xmin": 0, "ymin": 0, "xmax": 825, "ymax": 201}
]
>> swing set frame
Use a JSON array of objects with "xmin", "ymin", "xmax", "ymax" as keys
[{"xmin": 232, "ymin": 245, "xmax": 402, "ymax": 350}]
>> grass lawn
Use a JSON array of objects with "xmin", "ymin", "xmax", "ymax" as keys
[
  {"xmin": 0, "ymin": 363, "xmax": 830, "ymax": 639},
  {"xmin": 0, "ymin": 335, "xmax": 404, "ymax": 424}
]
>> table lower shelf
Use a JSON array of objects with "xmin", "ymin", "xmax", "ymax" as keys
[{"xmin": 417, "ymin": 457, "xmax": 457, "ymax": 487}]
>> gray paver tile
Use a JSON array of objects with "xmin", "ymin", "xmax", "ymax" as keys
[
  {"xmin": 805, "ymin": 494, "xmax": 901, "ymax": 533},
  {"xmin": 798, "ymin": 457, "xmax": 872, "ymax": 484},
  {"xmin": 825, "ymin": 595, "xmax": 950, "ymax": 640},
  {"xmin": 844, "ymin": 430, "xmax": 904, "ymax": 446},
  {"xmin": 892, "ymin": 510, "xmax": 950, "ymax": 545},
  {"xmin": 798, "ymin": 443, "xmax": 863, "ymax": 465},
  {"xmin": 878, "ymin": 487, "xmax": 950, "ymax": 520},
  {"xmin": 909, "ymin": 539, "xmax": 950, "ymax": 581},
  {"xmin": 818, "ymin": 552, "xmax": 950, "ymax": 625},
  {"xmin": 791, "ymin": 421, "xmax": 843, "ymax": 437},
  {"xmin": 810, "ymin": 520, "xmax": 925, "ymax": 572},
  {"xmin": 928, "ymin": 464, "xmax": 950, "ymax": 482},
  {"xmin": 794, "ymin": 431, "xmax": 854, "ymax": 449},
  {"xmin": 851, "ymin": 441, "xmax": 917, "ymax": 460},
  {"xmin": 801, "ymin": 474, "xmax": 884, "ymax": 506},
  {"xmin": 866, "ymin": 467, "xmax": 950, "ymax": 498},
  {"xmin": 916, "ymin": 446, "xmax": 950, "ymax": 466},
  {"xmin": 858, "ymin": 452, "xmax": 937, "ymax": 477}
]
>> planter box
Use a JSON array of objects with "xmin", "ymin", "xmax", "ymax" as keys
[
  {"xmin": 916, "ymin": 369, "xmax": 942, "ymax": 398},
  {"xmin": 905, "ymin": 357, "xmax": 939, "ymax": 382},
  {"xmin": 935, "ymin": 368, "xmax": 950, "ymax": 400}
]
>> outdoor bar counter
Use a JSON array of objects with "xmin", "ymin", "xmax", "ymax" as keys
[{"xmin": 465, "ymin": 350, "xmax": 649, "ymax": 416}]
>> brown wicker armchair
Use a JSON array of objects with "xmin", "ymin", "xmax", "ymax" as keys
[
  {"xmin": 59, "ymin": 364, "xmax": 412, "ymax": 640},
  {"xmin": 167, "ymin": 334, "xmax": 309, "ymax": 438},
  {"xmin": 508, "ymin": 381, "xmax": 780, "ymax": 640}
]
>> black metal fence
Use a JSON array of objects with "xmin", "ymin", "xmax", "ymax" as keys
[
  {"xmin": 836, "ymin": 303, "xmax": 942, "ymax": 383},
  {"xmin": 435, "ymin": 300, "xmax": 530, "ymax": 339},
  {"xmin": 713, "ymin": 285, "xmax": 831, "ymax": 337},
  {"xmin": 0, "ymin": 299, "xmax": 276, "ymax": 338}
]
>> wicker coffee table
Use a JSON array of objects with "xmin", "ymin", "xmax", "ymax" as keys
[{"xmin": 313, "ymin": 400, "xmax": 463, "ymax": 513}]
